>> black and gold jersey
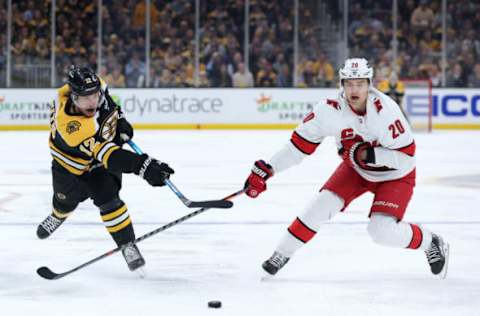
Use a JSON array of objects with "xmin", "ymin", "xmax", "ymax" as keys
[
  {"xmin": 49, "ymin": 79, "xmax": 122, "ymax": 175},
  {"xmin": 377, "ymin": 79, "xmax": 405, "ymax": 105}
]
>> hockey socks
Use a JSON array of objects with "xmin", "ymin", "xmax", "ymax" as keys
[{"xmin": 99, "ymin": 199, "xmax": 135, "ymax": 246}]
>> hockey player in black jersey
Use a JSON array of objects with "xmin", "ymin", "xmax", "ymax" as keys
[{"xmin": 37, "ymin": 66, "xmax": 174, "ymax": 272}]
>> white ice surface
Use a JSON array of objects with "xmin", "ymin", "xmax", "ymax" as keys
[{"xmin": 0, "ymin": 130, "xmax": 479, "ymax": 315}]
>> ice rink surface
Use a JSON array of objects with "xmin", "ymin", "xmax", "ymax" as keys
[{"xmin": 0, "ymin": 130, "xmax": 479, "ymax": 315}]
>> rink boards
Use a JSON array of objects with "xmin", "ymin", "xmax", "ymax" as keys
[{"xmin": 0, "ymin": 88, "xmax": 478, "ymax": 130}]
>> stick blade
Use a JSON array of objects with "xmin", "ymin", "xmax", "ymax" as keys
[
  {"xmin": 37, "ymin": 266, "xmax": 62, "ymax": 280},
  {"xmin": 188, "ymin": 200, "xmax": 233, "ymax": 209}
]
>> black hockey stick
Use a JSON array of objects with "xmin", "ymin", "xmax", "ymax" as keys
[
  {"xmin": 37, "ymin": 188, "xmax": 246, "ymax": 280},
  {"xmin": 128, "ymin": 140, "xmax": 233, "ymax": 209}
]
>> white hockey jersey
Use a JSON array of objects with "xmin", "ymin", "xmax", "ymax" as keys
[{"xmin": 269, "ymin": 87, "xmax": 415, "ymax": 182}]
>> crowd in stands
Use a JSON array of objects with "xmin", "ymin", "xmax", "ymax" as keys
[
  {"xmin": 4, "ymin": 0, "xmax": 480, "ymax": 88},
  {"xmin": 349, "ymin": 0, "xmax": 480, "ymax": 88}
]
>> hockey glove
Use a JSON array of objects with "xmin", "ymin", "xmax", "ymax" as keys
[
  {"xmin": 135, "ymin": 154, "xmax": 175, "ymax": 187},
  {"xmin": 115, "ymin": 118, "xmax": 134, "ymax": 145},
  {"xmin": 244, "ymin": 160, "xmax": 273, "ymax": 198},
  {"xmin": 342, "ymin": 142, "xmax": 375, "ymax": 169}
]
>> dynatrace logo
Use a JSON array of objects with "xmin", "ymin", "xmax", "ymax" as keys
[
  {"xmin": 406, "ymin": 94, "xmax": 480, "ymax": 117},
  {"xmin": 112, "ymin": 94, "xmax": 223, "ymax": 115}
]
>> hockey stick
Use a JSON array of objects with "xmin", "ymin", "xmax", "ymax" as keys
[
  {"xmin": 127, "ymin": 140, "xmax": 233, "ymax": 209},
  {"xmin": 36, "ymin": 188, "xmax": 246, "ymax": 280}
]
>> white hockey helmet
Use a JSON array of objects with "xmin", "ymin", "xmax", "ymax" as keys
[{"xmin": 338, "ymin": 58, "xmax": 373, "ymax": 85}]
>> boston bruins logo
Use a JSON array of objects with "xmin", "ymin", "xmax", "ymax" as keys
[{"xmin": 66, "ymin": 120, "xmax": 81, "ymax": 134}]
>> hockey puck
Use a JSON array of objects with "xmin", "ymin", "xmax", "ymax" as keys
[{"xmin": 208, "ymin": 300, "xmax": 222, "ymax": 308}]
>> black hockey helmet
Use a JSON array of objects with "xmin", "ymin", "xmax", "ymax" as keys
[{"xmin": 67, "ymin": 66, "xmax": 101, "ymax": 96}]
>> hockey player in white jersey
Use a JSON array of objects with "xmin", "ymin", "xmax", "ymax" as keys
[{"xmin": 244, "ymin": 58, "xmax": 449, "ymax": 278}]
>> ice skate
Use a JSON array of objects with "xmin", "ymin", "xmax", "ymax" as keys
[
  {"xmin": 121, "ymin": 242, "xmax": 146, "ymax": 271},
  {"xmin": 262, "ymin": 251, "xmax": 290, "ymax": 276},
  {"xmin": 425, "ymin": 234, "xmax": 449, "ymax": 279},
  {"xmin": 37, "ymin": 214, "xmax": 66, "ymax": 239}
]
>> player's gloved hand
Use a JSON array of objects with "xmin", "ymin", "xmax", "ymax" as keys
[
  {"xmin": 135, "ymin": 154, "xmax": 175, "ymax": 187},
  {"xmin": 342, "ymin": 142, "xmax": 374, "ymax": 168},
  {"xmin": 338, "ymin": 137, "xmax": 359, "ymax": 156},
  {"xmin": 115, "ymin": 118, "xmax": 134, "ymax": 145},
  {"xmin": 244, "ymin": 160, "xmax": 273, "ymax": 198}
]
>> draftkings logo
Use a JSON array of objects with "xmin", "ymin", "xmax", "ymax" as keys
[
  {"xmin": 255, "ymin": 93, "xmax": 317, "ymax": 121},
  {"xmin": 66, "ymin": 120, "xmax": 81, "ymax": 134}
]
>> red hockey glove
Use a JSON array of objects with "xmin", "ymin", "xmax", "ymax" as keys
[
  {"xmin": 244, "ymin": 160, "xmax": 273, "ymax": 198},
  {"xmin": 342, "ymin": 142, "xmax": 375, "ymax": 169}
]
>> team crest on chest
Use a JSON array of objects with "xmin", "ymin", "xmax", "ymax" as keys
[{"xmin": 66, "ymin": 120, "xmax": 81, "ymax": 134}]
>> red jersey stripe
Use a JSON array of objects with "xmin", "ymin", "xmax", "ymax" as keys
[
  {"xmin": 407, "ymin": 223, "xmax": 423, "ymax": 249},
  {"xmin": 290, "ymin": 131, "xmax": 320, "ymax": 155},
  {"xmin": 288, "ymin": 217, "xmax": 316, "ymax": 243},
  {"xmin": 394, "ymin": 141, "xmax": 416, "ymax": 157}
]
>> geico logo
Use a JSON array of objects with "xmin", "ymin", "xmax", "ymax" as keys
[
  {"xmin": 406, "ymin": 94, "xmax": 480, "ymax": 117},
  {"xmin": 122, "ymin": 94, "xmax": 223, "ymax": 115}
]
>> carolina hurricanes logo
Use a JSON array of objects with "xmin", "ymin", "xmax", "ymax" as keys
[
  {"xmin": 341, "ymin": 128, "xmax": 378, "ymax": 147},
  {"xmin": 341, "ymin": 128, "xmax": 357, "ymax": 140}
]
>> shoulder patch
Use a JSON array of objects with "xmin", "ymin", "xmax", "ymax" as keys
[
  {"xmin": 326, "ymin": 99, "xmax": 340, "ymax": 110},
  {"xmin": 374, "ymin": 99, "xmax": 383, "ymax": 113},
  {"xmin": 66, "ymin": 120, "xmax": 81, "ymax": 134},
  {"xmin": 303, "ymin": 112, "xmax": 315, "ymax": 123}
]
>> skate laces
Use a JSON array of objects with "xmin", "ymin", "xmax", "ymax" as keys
[
  {"xmin": 269, "ymin": 252, "xmax": 288, "ymax": 268},
  {"xmin": 40, "ymin": 215, "xmax": 63, "ymax": 233},
  {"xmin": 425, "ymin": 236, "xmax": 442, "ymax": 264}
]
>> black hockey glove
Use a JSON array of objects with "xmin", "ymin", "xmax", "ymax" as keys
[
  {"xmin": 135, "ymin": 154, "xmax": 175, "ymax": 187},
  {"xmin": 114, "ymin": 118, "xmax": 134, "ymax": 145}
]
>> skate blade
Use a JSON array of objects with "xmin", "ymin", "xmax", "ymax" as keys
[
  {"xmin": 438, "ymin": 242, "xmax": 450, "ymax": 280},
  {"xmin": 135, "ymin": 267, "xmax": 146, "ymax": 279},
  {"xmin": 260, "ymin": 272, "xmax": 275, "ymax": 282}
]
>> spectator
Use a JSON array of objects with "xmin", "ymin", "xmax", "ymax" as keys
[
  {"xmin": 411, "ymin": 0, "xmax": 435, "ymax": 31},
  {"xmin": 429, "ymin": 64, "xmax": 442, "ymax": 87},
  {"xmin": 105, "ymin": 66, "xmax": 126, "ymax": 88},
  {"xmin": 276, "ymin": 63, "xmax": 292, "ymax": 87},
  {"xmin": 256, "ymin": 62, "xmax": 277, "ymax": 87},
  {"xmin": 156, "ymin": 69, "xmax": 176, "ymax": 87},
  {"xmin": 125, "ymin": 53, "xmax": 146, "ymax": 87},
  {"xmin": 232, "ymin": 62, "xmax": 254, "ymax": 88},
  {"xmin": 314, "ymin": 53, "xmax": 335, "ymax": 87},
  {"xmin": 468, "ymin": 63, "xmax": 480, "ymax": 88},
  {"xmin": 218, "ymin": 64, "xmax": 232, "ymax": 87},
  {"xmin": 197, "ymin": 70, "xmax": 210, "ymax": 87},
  {"xmin": 446, "ymin": 63, "xmax": 466, "ymax": 87}
]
